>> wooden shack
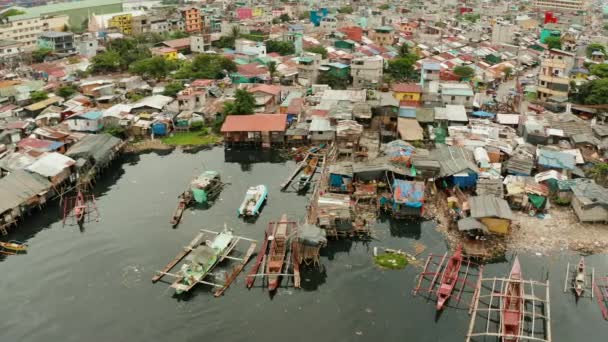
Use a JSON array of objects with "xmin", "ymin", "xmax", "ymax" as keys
[{"xmin": 220, "ymin": 114, "xmax": 287, "ymax": 148}]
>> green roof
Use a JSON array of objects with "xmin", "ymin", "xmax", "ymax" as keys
[
  {"xmin": 375, "ymin": 26, "xmax": 394, "ymax": 32},
  {"xmin": 8, "ymin": 0, "xmax": 123, "ymax": 21}
]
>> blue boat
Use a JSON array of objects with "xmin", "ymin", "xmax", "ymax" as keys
[{"xmin": 238, "ymin": 185, "xmax": 268, "ymax": 216}]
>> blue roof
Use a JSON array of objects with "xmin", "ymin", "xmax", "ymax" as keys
[
  {"xmin": 393, "ymin": 179, "xmax": 425, "ymax": 207},
  {"xmin": 80, "ymin": 111, "xmax": 103, "ymax": 120},
  {"xmin": 471, "ymin": 111, "xmax": 495, "ymax": 118},
  {"xmin": 422, "ymin": 63, "xmax": 441, "ymax": 71},
  {"xmin": 537, "ymin": 149, "xmax": 575, "ymax": 170},
  {"xmin": 49, "ymin": 141, "xmax": 65, "ymax": 150},
  {"xmin": 398, "ymin": 107, "xmax": 416, "ymax": 118}
]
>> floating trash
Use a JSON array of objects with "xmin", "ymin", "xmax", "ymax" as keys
[{"xmin": 373, "ymin": 252, "xmax": 408, "ymax": 270}]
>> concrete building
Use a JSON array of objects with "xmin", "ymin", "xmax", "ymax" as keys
[
  {"xmin": 0, "ymin": 40, "xmax": 24, "ymax": 58},
  {"xmin": 350, "ymin": 55, "xmax": 384, "ymax": 89},
  {"xmin": 297, "ymin": 52, "xmax": 322, "ymax": 87},
  {"xmin": 181, "ymin": 7, "xmax": 202, "ymax": 33},
  {"xmin": 74, "ymin": 33, "xmax": 98, "ymax": 58},
  {"xmin": 235, "ymin": 39, "xmax": 266, "ymax": 58},
  {"xmin": 0, "ymin": 16, "xmax": 66, "ymax": 50},
  {"xmin": 37, "ymin": 31, "xmax": 74, "ymax": 53},
  {"xmin": 537, "ymin": 57, "xmax": 569, "ymax": 100},
  {"xmin": 190, "ymin": 35, "xmax": 209, "ymax": 53},
  {"xmin": 108, "ymin": 13, "xmax": 134, "ymax": 35},
  {"xmin": 491, "ymin": 23, "xmax": 516, "ymax": 44},
  {"xmin": 533, "ymin": 0, "xmax": 588, "ymax": 12},
  {"xmin": 371, "ymin": 26, "xmax": 394, "ymax": 47},
  {"xmin": 439, "ymin": 83, "xmax": 474, "ymax": 109}
]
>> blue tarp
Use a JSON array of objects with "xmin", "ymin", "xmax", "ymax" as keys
[
  {"xmin": 451, "ymin": 172, "xmax": 478, "ymax": 188},
  {"xmin": 152, "ymin": 122, "xmax": 168, "ymax": 136},
  {"xmin": 392, "ymin": 179, "xmax": 424, "ymax": 208},
  {"xmin": 471, "ymin": 111, "xmax": 495, "ymax": 118},
  {"xmin": 398, "ymin": 107, "xmax": 417, "ymax": 118},
  {"xmin": 330, "ymin": 174, "xmax": 344, "ymax": 187}
]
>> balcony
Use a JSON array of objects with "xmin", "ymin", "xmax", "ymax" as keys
[
  {"xmin": 539, "ymin": 74, "xmax": 569, "ymax": 85},
  {"xmin": 541, "ymin": 59, "xmax": 566, "ymax": 69}
]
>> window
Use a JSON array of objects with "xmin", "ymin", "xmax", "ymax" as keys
[{"xmin": 451, "ymin": 96, "xmax": 456, "ymax": 101}]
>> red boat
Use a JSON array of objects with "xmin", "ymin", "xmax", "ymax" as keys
[
  {"xmin": 266, "ymin": 214, "xmax": 290, "ymax": 291},
  {"xmin": 73, "ymin": 191, "xmax": 86, "ymax": 224},
  {"xmin": 436, "ymin": 245, "xmax": 463, "ymax": 310},
  {"xmin": 574, "ymin": 257, "xmax": 585, "ymax": 297},
  {"xmin": 502, "ymin": 257, "xmax": 524, "ymax": 342}
]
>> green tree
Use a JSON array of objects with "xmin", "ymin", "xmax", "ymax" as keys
[
  {"xmin": 279, "ymin": 13, "xmax": 291, "ymax": 22},
  {"xmin": 576, "ymin": 78, "xmax": 608, "ymax": 104},
  {"xmin": 590, "ymin": 64, "xmax": 608, "ymax": 78},
  {"xmin": 130, "ymin": 56, "xmax": 178, "ymax": 79},
  {"xmin": 30, "ymin": 91, "xmax": 49, "ymax": 102},
  {"xmin": 89, "ymin": 50, "xmax": 122, "ymax": 73},
  {"xmin": 32, "ymin": 48, "xmax": 53, "ymax": 63},
  {"xmin": 162, "ymin": 81, "xmax": 184, "ymax": 97},
  {"xmin": 379, "ymin": 4, "xmax": 390, "ymax": 10},
  {"xmin": 463, "ymin": 13, "xmax": 480, "ymax": 23},
  {"xmin": 586, "ymin": 43, "xmax": 606, "ymax": 58},
  {"xmin": 503, "ymin": 67, "xmax": 513, "ymax": 80},
  {"xmin": 604, "ymin": 24, "xmax": 608, "ymax": 31},
  {"xmin": 266, "ymin": 40, "xmax": 295, "ymax": 55},
  {"xmin": 1, "ymin": 9, "xmax": 25, "ymax": 17},
  {"xmin": 386, "ymin": 54, "xmax": 419, "ymax": 81},
  {"xmin": 545, "ymin": 36, "xmax": 562, "ymax": 50},
  {"xmin": 224, "ymin": 89, "xmax": 256, "ymax": 115},
  {"xmin": 169, "ymin": 31, "xmax": 189, "ymax": 39},
  {"xmin": 106, "ymin": 38, "xmax": 151, "ymax": 69},
  {"xmin": 174, "ymin": 54, "xmax": 237, "ymax": 79},
  {"xmin": 57, "ymin": 85, "xmax": 77, "ymax": 99},
  {"xmin": 398, "ymin": 43, "xmax": 410, "ymax": 57},
  {"xmin": 317, "ymin": 73, "xmax": 350, "ymax": 89},
  {"xmin": 338, "ymin": 6, "xmax": 353, "ymax": 14},
  {"xmin": 268, "ymin": 61, "xmax": 277, "ymax": 84},
  {"xmin": 304, "ymin": 46, "xmax": 328, "ymax": 59},
  {"xmin": 588, "ymin": 163, "xmax": 608, "ymax": 186},
  {"xmin": 453, "ymin": 65, "xmax": 476, "ymax": 80}
]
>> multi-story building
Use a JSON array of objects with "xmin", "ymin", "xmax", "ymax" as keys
[
  {"xmin": 439, "ymin": 83, "xmax": 475, "ymax": 110},
  {"xmin": 0, "ymin": 16, "xmax": 66, "ymax": 50},
  {"xmin": 370, "ymin": 26, "xmax": 394, "ymax": 47},
  {"xmin": 37, "ymin": 31, "xmax": 74, "ymax": 53},
  {"xmin": 297, "ymin": 52, "xmax": 322, "ymax": 87},
  {"xmin": 0, "ymin": 39, "xmax": 24, "ymax": 58},
  {"xmin": 190, "ymin": 35, "xmax": 209, "ymax": 53},
  {"xmin": 235, "ymin": 39, "xmax": 266, "ymax": 58},
  {"xmin": 533, "ymin": 0, "xmax": 587, "ymax": 12},
  {"xmin": 74, "ymin": 33, "xmax": 98, "ymax": 58},
  {"xmin": 537, "ymin": 57, "xmax": 570, "ymax": 100},
  {"xmin": 181, "ymin": 7, "xmax": 202, "ymax": 33},
  {"xmin": 350, "ymin": 55, "xmax": 384, "ymax": 89},
  {"xmin": 108, "ymin": 13, "xmax": 133, "ymax": 35}
]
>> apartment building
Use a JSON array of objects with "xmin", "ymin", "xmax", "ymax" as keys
[
  {"xmin": 350, "ymin": 55, "xmax": 384, "ymax": 89},
  {"xmin": 108, "ymin": 13, "xmax": 134, "ymax": 35},
  {"xmin": 0, "ymin": 39, "xmax": 24, "ymax": 58},
  {"xmin": 37, "ymin": 31, "xmax": 74, "ymax": 53},
  {"xmin": 371, "ymin": 26, "xmax": 394, "ymax": 47},
  {"xmin": 533, "ymin": 0, "xmax": 587, "ymax": 12},
  {"xmin": 181, "ymin": 7, "xmax": 202, "ymax": 33},
  {"xmin": 0, "ymin": 16, "xmax": 67, "ymax": 50},
  {"xmin": 537, "ymin": 57, "xmax": 570, "ymax": 100}
]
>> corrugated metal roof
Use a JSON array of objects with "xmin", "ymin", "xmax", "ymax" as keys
[
  {"xmin": 430, "ymin": 145, "xmax": 479, "ymax": 177},
  {"xmin": 9, "ymin": 0, "xmax": 123, "ymax": 21},
  {"xmin": 221, "ymin": 114, "xmax": 287, "ymax": 132},
  {"xmin": 537, "ymin": 149, "xmax": 575, "ymax": 170},
  {"xmin": 571, "ymin": 181, "xmax": 608, "ymax": 207},
  {"xmin": 26, "ymin": 152, "xmax": 75, "ymax": 178},
  {"xmin": 469, "ymin": 195, "xmax": 513, "ymax": 220},
  {"xmin": 0, "ymin": 170, "xmax": 51, "ymax": 214}
]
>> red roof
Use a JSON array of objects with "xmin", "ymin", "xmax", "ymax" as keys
[
  {"xmin": 237, "ymin": 63, "xmax": 268, "ymax": 77},
  {"xmin": 287, "ymin": 98, "xmax": 304, "ymax": 114},
  {"xmin": 161, "ymin": 37, "xmax": 191, "ymax": 49},
  {"xmin": 248, "ymin": 84, "xmax": 281, "ymax": 96},
  {"xmin": 191, "ymin": 79, "xmax": 214, "ymax": 87},
  {"xmin": 392, "ymin": 83, "xmax": 422, "ymax": 93},
  {"xmin": 17, "ymin": 137, "xmax": 52, "ymax": 150},
  {"xmin": 339, "ymin": 26, "xmax": 363, "ymax": 42},
  {"xmin": 221, "ymin": 114, "xmax": 287, "ymax": 132},
  {"xmin": 311, "ymin": 109, "xmax": 328, "ymax": 117},
  {"xmin": 6, "ymin": 121, "xmax": 29, "ymax": 130}
]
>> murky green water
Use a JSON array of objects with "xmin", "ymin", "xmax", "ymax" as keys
[{"xmin": 1, "ymin": 147, "xmax": 606, "ymax": 341}]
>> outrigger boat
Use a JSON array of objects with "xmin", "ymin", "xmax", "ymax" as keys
[
  {"xmin": 170, "ymin": 191, "xmax": 193, "ymax": 227},
  {"xmin": 190, "ymin": 171, "xmax": 223, "ymax": 204},
  {"xmin": 73, "ymin": 191, "xmax": 86, "ymax": 225},
  {"xmin": 574, "ymin": 257, "xmax": 585, "ymax": 297},
  {"xmin": 298, "ymin": 156, "xmax": 318, "ymax": 189},
  {"xmin": 171, "ymin": 229, "xmax": 234, "ymax": 295},
  {"xmin": 436, "ymin": 245, "xmax": 463, "ymax": 310},
  {"xmin": 267, "ymin": 214, "xmax": 290, "ymax": 291},
  {"xmin": 0, "ymin": 240, "xmax": 28, "ymax": 255},
  {"xmin": 502, "ymin": 257, "xmax": 524, "ymax": 342},
  {"xmin": 238, "ymin": 185, "xmax": 268, "ymax": 216}
]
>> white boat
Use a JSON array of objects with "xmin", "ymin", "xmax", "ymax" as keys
[{"xmin": 237, "ymin": 185, "xmax": 268, "ymax": 216}]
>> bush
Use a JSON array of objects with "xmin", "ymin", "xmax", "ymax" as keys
[{"xmin": 190, "ymin": 121, "xmax": 204, "ymax": 131}]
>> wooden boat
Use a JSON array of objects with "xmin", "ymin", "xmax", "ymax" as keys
[
  {"xmin": 502, "ymin": 257, "xmax": 524, "ymax": 342},
  {"xmin": 73, "ymin": 191, "xmax": 86, "ymax": 224},
  {"xmin": 238, "ymin": 185, "xmax": 268, "ymax": 216},
  {"xmin": 298, "ymin": 156, "xmax": 319, "ymax": 189},
  {"xmin": 574, "ymin": 257, "xmax": 585, "ymax": 297},
  {"xmin": 266, "ymin": 214, "xmax": 290, "ymax": 291},
  {"xmin": 190, "ymin": 171, "xmax": 222, "ymax": 204},
  {"xmin": 0, "ymin": 240, "xmax": 28, "ymax": 255},
  {"xmin": 170, "ymin": 191, "xmax": 192, "ymax": 226},
  {"xmin": 171, "ymin": 229, "xmax": 234, "ymax": 295},
  {"xmin": 436, "ymin": 245, "xmax": 463, "ymax": 310}
]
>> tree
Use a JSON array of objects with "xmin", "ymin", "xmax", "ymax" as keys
[
  {"xmin": 169, "ymin": 31, "xmax": 189, "ymax": 39},
  {"xmin": 575, "ymin": 78, "xmax": 608, "ymax": 105},
  {"xmin": 174, "ymin": 54, "xmax": 237, "ymax": 79},
  {"xmin": 32, "ymin": 48, "xmax": 53, "ymax": 63},
  {"xmin": 130, "ymin": 56, "xmax": 178, "ymax": 79},
  {"xmin": 1, "ymin": 9, "xmax": 25, "ymax": 18},
  {"xmin": 89, "ymin": 50, "xmax": 122, "ymax": 73},
  {"xmin": 503, "ymin": 67, "xmax": 513, "ymax": 80},
  {"xmin": 590, "ymin": 64, "xmax": 608, "ymax": 79},
  {"xmin": 545, "ymin": 36, "xmax": 562, "ymax": 50},
  {"xmin": 379, "ymin": 4, "xmax": 390, "ymax": 10},
  {"xmin": 386, "ymin": 54, "xmax": 419, "ymax": 81},
  {"xmin": 279, "ymin": 13, "xmax": 291, "ymax": 22},
  {"xmin": 453, "ymin": 65, "xmax": 476, "ymax": 80},
  {"xmin": 57, "ymin": 85, "xmax": 77, "ymax": 99},
  {"xmin": 588, "ymin": 162, "xmax": 608, "ymax": 186},
  {"xmin": 268, "ymin": 61, "xmax": 277, "ymax": 84},
  {"xmin": 224, "ymin": 89, "xmax": 255, "ymax": 115},
  {"xmin": 397, "ymin": 43, "xmax": 410, "ymax": 57},
  {"xmin": 338, "ymin": 6, "xmax": 353, "ymax": 14},
  {"xmin": 317, "ymin": 73, "xmax": 350, "ymax": 89},
  {"xmin": 106, "ymin": 38, "xmax": 151, "ymax": 69},
  {"xmin": 266, "ymin": 40, "xmax": 295, "ymax": 55},
  {"xmin": 30, "ymin": 91, "xmax": 48, "ymax": 102},
  {"xmin": 304, "ymin": 46, "xmax": 328, "ymax": 59},
  {"xmin": 586, "ymin": 43, "xmax": 606, "ymax": 58},
  {"xmin": 162, "ymin": 81, "xmax": 184, "ymax": 97},
  {"xmin": 62, "ymin": 24, "xmax": 70, "ymax": 32}
]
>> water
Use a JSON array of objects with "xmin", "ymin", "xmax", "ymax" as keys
[{"xmin": 1, "ymin": 147, "xmax": 607, "ymax": 342}]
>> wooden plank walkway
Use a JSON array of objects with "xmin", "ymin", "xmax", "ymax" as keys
[
  {"xmin": 280, "ymin": 153, "xmax": 309, "ymax": 191},
  {"xmin": 152, "ymin": 232, "xmax": 204, "ymax": 283}
]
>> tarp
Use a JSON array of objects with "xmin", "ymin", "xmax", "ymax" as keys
[
  {"xmin": 192, "ymin": 188, "xmax": 207, "ymax": 203},
  {"xmin": 471, "ymin": 110, "xmax": 495, "ymax": 118},
  {"xmin": 528, "ymin": 194, "xmax": 546, "ymax": 209},
  {"xmin": 299, "ymin": 223, "xmax": 327, "ymax": 246},
  {"xmin": 392, "ymin": 179, "xmax": 424, "ymax": 207}
]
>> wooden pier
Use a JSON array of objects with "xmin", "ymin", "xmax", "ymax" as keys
[
  {"xmin": 466, "ymin": 276, "xmax": 552, "ymax": 342},
  {"xmin": 280, "ymin": 153, "xmax": 309, "ymax": 191},
  {"xmin": 594, "ymin": 276, "xmax": 608, "ymax": 320}
]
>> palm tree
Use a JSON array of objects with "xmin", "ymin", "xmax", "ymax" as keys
[
  {"xmin": 267, "ymin": 61, "xmax": 277, "ymax": 84},
  {"xmin": 230, "ymin": 25, "xmax": 241, "ymax": 41}
]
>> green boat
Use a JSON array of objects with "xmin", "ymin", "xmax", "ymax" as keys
[
  {"xmin": 190, "ymin": 171, "xmax": 222, "ymax": 204},
  {"xmin": 171, "ymin": 229, "xmax": 234, "ymax": 294}
]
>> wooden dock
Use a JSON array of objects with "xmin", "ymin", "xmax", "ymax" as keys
[{"xmin": 280, "ymin": 153, "xmax": 309, "ymax": 191}]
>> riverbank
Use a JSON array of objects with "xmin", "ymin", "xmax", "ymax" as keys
[{"xmin": 124, "ymin": 132, "xmax": 223, "ymax": 154}]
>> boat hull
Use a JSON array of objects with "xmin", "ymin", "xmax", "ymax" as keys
[
  {"xmin": 436, "ymin": 246, "xmax": 463, "ymax": 311},
  {"xmin": 574, "ymin": 257, "xmax": 585, "ymax": 297},
  {"xmin": 502, "ymin": 257, "xmax": 523, "ymax": 342},
  {"xmin": 238, "ymin": 185, "xmax": 268, "ymax": 216},
  {"xmin": 266, "ymin": 214, "xmax": 290, "ymax": 292}
]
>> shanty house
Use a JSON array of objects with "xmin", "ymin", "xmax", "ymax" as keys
[
  {"xmin": 25, "ymin": 152, "xmax": 75, "ymax": 185},
  {"xmin": 392, "ymin": 179, "xmax": 425, "ymax": 218},
  {"xmin": 430, "ymin": 145, "xmax": 479, "ymax": 188},
  {"xmin": 469, "ymin": 195, "xmax": 514, "ymax": 235},
  {"xmin": 0, "ymin": 170, "xmax": 51, "ymax": 234},
  {"xmin": 248, "ymin": 84, "xmax": 282, "ymax": 113},
  {"xmin": 220, "ymin": 113, "xmax": 287, "ymax": 148},
  {"xmin": 65, "ymin": 111, "xmax": 104, "ymax": 132},
  {"xmin": 537, "ymin": 149, "xmax": 575, "ymax": 174},
  {"xmin": 397, "ymin": 118, "xmax": 424, "ymax": 142},
  {"xmin": 571, "ymin": 181, "xmax": 608, "ymax": 223},
  {"xmin": 392, "ymin": 83, "xmax": 422, "ymax": 106},
  {"xmin": 309, "ymin": 117, "xmax": 335, "ymax": 143},
  {"xmin": 66, "ymin": 134, "xmax": 123, "ymax": 170}
]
